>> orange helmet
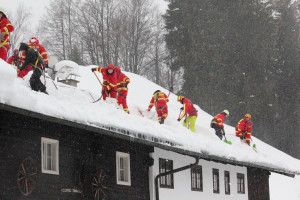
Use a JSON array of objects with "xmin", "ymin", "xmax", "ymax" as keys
[
  {"xmin": 245, "ymin": 113, "xmax": 251, "ymax": 119},
  {"xmin": 177, "ymin": 96, "xmax": 184, "ymax": 102}
]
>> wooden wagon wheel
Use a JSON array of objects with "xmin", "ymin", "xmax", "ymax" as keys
[
  {"xmin": 17, "ymin": 157, "xmax": 37, "ymax": 196},
  {"xmin": 92, "ymin": 169, "xmax": 108, "ymax": 200}
]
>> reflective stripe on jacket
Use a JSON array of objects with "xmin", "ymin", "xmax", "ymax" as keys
[
  {"xmin": 179, "ymin": 98, "xmax": 198, "ymax": 120},
  {"xmin": 148, "ymin": 92, "xmax": 169, "ymax": 111}
]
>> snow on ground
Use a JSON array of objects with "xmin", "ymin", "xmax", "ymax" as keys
[{"xmin": 1, "ymin": 59, "xmax": 300, "ymax": 177}]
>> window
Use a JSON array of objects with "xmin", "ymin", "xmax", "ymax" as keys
[
  {"xmin": 191, "ymin": 166, "xmax": 203, "ymax": 191},
  {"xmin": 116, "ymin": 151, "xmax": 131, "ymax": 186},
  {"xmin": 159, "ymin": 158, "xmax": 174, "ymax": 188},
  {"xmin": 41, "ymin": 137, "xmax": 59, "ymax": 175},
  {"xmin": 213, "ymin": 169, "xmax": 219, "ymax": 193},
  {"xmin": 237, "ymin": 173, "xmax": 245, "ymax": 194},
  {"xmin": 224, "ymin": 171, "xmax": 230, "ymax": 195}
]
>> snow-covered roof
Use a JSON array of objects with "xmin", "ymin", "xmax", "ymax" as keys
[{"xmin": 1, "ymin": 59, "xmax": 300, "ymax": 177}]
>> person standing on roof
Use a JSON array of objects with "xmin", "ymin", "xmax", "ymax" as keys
[
  {"xmin": 177, "ymin": 96, "xmax": 198, "ymax": 133},
  {"xmin": 235, "ymin": 114, "xmax": 253, "ymax": 145},
  {"xmin": 148, "ymin": 90, "xmax": 169, "ymax": 124},
  {"xmin": 0, "ymin": 6, "xmax": 14, "ymax": 61},
  {"xmin": 7, "ymin": 49, "xmax": 21, "ymax": 68},
  {"xmin": 210, "ymin": 110, "xmax": 229, "ymax": 140},
  {"xmin": 91, "ymin": 64, "xmax": 118, "ymax": 102},
  {"xmin": 114, "ymin": 67, "xmax": 130, "ymax": 114},
  {"xmin": 19, "ymin": 43, "xmax": 47, "ymax": 94},
  {"xmin": 21, "ymin": 37, "xmax": 48, "ymax": 67}
]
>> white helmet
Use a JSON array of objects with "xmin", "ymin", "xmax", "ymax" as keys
[
  {"xmin": 223, "ymin": 110, "xmax": 229, "ymax": 116},
  {"xmin": 0, "ymin": 6, "xmax": 7, "ymax": 17}
]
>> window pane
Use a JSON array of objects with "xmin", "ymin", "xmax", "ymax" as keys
[
  {"xmin": 47, "ymin": 157, "xmax": 52, "ymax": 170},
  {"xmin": 47, "ymin": 143, "xmax": 52, "ymax": 157},
  {"xmin": 120, "ymin": 157, "xmax": 124, "ymax": 169},
  {"xmin": 120, "ymin": 169, "xmax": 125, "ymax": 181}
]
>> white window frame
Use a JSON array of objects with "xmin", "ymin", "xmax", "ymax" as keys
[
  {"xmin": 41, "ymin": 137, "xmax": 59, "ymax": 175},
  {"xmin": 116, "ymin": 151, "xmax": 131, "ymax": 186}
]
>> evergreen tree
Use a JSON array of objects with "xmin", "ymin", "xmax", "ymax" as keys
[{"xmin": 272, "ymin": 0, "xmax": 300, "ymax": 157}]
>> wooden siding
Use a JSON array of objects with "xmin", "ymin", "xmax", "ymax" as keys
[
  {"xmin": 247, "ymin": 167, "xmax": 270, "ymax": 200},
  {"xmin": 0, "ymin": 109, "xmax": 154, "ymax": 200}
]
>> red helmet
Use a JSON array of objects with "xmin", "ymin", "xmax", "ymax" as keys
[
  {"xmin": 107, "ymin": 64, "xmax": 114, "ymax": 69},
  {"xmin": 13, "ymin": 49, "xmax": 19, "ymax": 55},
  {"xmin": 30, "ymin": 37, "xmax": 39, "ymax": 46}
]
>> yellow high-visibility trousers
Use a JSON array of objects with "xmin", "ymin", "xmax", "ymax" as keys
[{"xmin": 183, "ymin": 116, "xmax": 197, "ymax": 133}]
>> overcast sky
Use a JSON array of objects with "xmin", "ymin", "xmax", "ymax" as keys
[{"xmin": 0, "ymin": 0, "xmax": 168, "ymax": 30}]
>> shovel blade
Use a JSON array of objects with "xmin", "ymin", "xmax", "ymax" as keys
[{"xmin": 224, "ymin": 139, "xmax": 232, "ymax": 145}]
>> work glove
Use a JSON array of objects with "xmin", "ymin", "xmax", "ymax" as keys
[
  {"xmin": 91, "ymin": 68, "xmax": 96, "ymax": 72},
  {"xmin": 180, "ymin": 107, "xmax": 183, "ymax": 111},
  {"xmin": 246, "ymin": 141, "xmax": 250, "ymax": 146},
  {"xmin": 177, "ymin": 118, "xmax": 181, "ymax": 122},
  {"xmin": 45, "ymin": 64, "xmax": 49, "ymax": 68}
]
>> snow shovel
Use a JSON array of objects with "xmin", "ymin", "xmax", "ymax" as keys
[
  {"xmin": 92, "ymin": 71, "xmax": 108, "ymax": 103},
  {"xmin": 223, "ymin": 132, "xmax": 232, "ymax": 145}
]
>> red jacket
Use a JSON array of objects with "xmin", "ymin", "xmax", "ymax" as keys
[
  {"xmin": 0, "ymin": 17, "xmax": 14, "ymax": 48},
  {"xmin": 235, "ymin": 118, "xmax": 252, "ymax": 142},
  {"xmin": 95, "ymin": 66, "xmax": 117, "ymax": 90},
  {"xmin": 212, "ymin": 113, "xmax": 226, "ymax": 128},
  {"xmin": 115, "ymin": 67, "xmax": 130, "ymax": 94},
  {"xmin": 178, "ymin": 98, "xmax": 197, "ymax": 120},
  {"xmin": 21, "ymin": 41, "xmax": 48, "ymax": 65},
  {"xmin": 148, "ymin": 92, "xmax": 169, "ymax": 111},
  {"xmin": 7, "ymin": 55, "xmax": 21, "ymax": 67}
]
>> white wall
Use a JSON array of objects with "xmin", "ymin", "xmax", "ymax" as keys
[{"xmin": 149, "ymin": 147, "xmax": 248, "ymax": 200}]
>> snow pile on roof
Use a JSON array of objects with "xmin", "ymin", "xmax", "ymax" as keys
[
  {"xmin": 55, "ymin": 60, "xmax": 80, "ymax": 79},
  {"xmin": 1, "ymin": 58, "xmax": 300, "ymax": 175}
]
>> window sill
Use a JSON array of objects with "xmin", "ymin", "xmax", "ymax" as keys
[{"xmin": 42, "ymin": 169, "xmax": 59, "ymax": 175}]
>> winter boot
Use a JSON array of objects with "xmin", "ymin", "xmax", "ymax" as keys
[{"xmin": 160, "ymin": 118, "xmax": 164, "ymax": 124}]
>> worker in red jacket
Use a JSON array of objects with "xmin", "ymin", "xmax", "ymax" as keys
[
  {"xmin": 115, "ymin": 67, "xmax": 130, "ymax": 114},
  {"xmin": 91, "ymin": 64, "xmax": 118, "ymax": 101},
  {"xmin": 7, "ymin": 49, "xmax": 21, "ymax": 68},
  {"xmin": 21, "ymin": 37, "xmax": 48, "ymax": 66},
  {"xmin": 0, "ymin": 7, "xmax": 14, "ymax": 61},
  {"xmin": 148, "ymin": 90, "xmax": 169, "ymax": 124},
  {"xmin": 210, "ymin": 110, "xmax": 229, "ymax": 140},
  {"xmin": 177, "ymin": 96, "xmax": 198, "ymax": 133},
  {"xmin": 236, "ymin": 113, "xmax": 253, "ymax": 145}
]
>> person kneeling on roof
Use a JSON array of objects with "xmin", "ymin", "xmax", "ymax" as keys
[
  {"xmin": 236, "ymin": 113, "xmax": 253, "ymax": 145},
  {"xmin": 7, "ymin": 49, "xmax": 21, "ymax": 68},
  {"xmin": 177, "ymin": 96, "xmax": 198, "ymax": 133},
  {"xmin": 210, "ymin": 110, "xmax": 229, "ymax": 140},
  {"xmin": 148, "ymin": 90, "xmax": 169, "ymax": 124},
  {"xmin": 19, "ymin": 43, "xmax": 47, "ymax": 94}
]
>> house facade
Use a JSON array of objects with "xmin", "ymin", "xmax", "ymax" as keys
[
  {"xmin": 0, "ymin": 105, "xmax": 153, "ymax": 200},
  {"xmin": 150, "ymin": 147, "xmax": 248, "ymax": 200}
]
